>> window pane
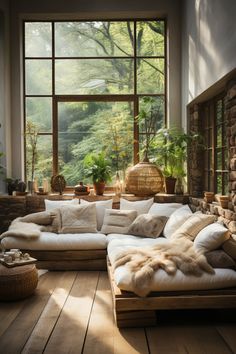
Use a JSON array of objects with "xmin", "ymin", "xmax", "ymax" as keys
[
  {"xmin": 25, "ymin": 22, "xmax": 52, "ymax": 57},
  {"xmin": 58, "ymin": 101, "xmax": 133, "ymax": 185},
  {"xmin": 26, "ymin": 135, "xmax": 52, "ymax": 185},
  {"xmin": 223, "ymin": 173, "xmax": 229, "ymax": 194},
  {"xmin": 216, "ymin": 125, "xmax": 222, "ymax": 146},
  {"xmin": 223, "ymin": 149, "xmax": 228, "ymax": 170},
  {"xmin": 216, "ymin": 173, "xmax": 222, "ymax": 194},
  {"xmin": 137, "ymin": 58, "xmax": 164, "ymax": 94},
  {"xmin": 26, "ymin": 97, "xmax": 52, "ymax": 132},
  {"xmin": 216, "ymin": 149, "xmax": 222, "ymax": 170},
  {"xmin": 138, "ymin": 96, "xmax": 164, "ymax": 134},
  {"xmin": 25, "ymin": 60, "xmax": 52, "ymax": 95},
  {"xmin": 55, "ymin": 59, "xmax": 134, "ymax": 94},
  {"xmin": 216, "ymin": 100, "xmax": 223, "ymax": 124},
  {"xmin": 136, "ymin": 21, "xmax": 164, "ymax": 56},
  {"xmin": 55, "ymin": 21, "xmax": 134, "ymax": 57}
]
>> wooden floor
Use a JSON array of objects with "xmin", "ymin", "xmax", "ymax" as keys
[{"xmin": 0, "ymin": 271, "xmax": 236, "ymax": 354}]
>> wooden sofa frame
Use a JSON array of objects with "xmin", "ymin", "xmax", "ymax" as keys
[{"xmin": 107, "ymin": 258, "xmax": 236, "ymax": 328}]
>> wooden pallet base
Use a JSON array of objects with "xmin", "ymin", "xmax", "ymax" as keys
[{"xmin": 107, "ymin": 258, "xmax": 236, "ymax": 328}]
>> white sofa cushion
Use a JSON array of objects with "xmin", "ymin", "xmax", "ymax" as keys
[
  {"xmin": 80, "ymin": 199, "xmax": 113, "ymax": 231},
  {"xmin": 149, "ymin": 203, "xmax": 183, "ymax": 217},
  {"xmin": 1, "ymin": 232, "xmax": 107, "ymax": 251},
  {"xmin": 120, "ymin": 197, "xmax": 153, "ymax": 215},
  {"xmin": 194, "ymin": 222, "xmax": 230, "ymax": 252},
  {"xmin": 45, "ymin": 198, "xmax": 78, "ymax": 211},
  {"xmin": 163, "ymin": 205, "xmax": 192, "ymax": 238}
]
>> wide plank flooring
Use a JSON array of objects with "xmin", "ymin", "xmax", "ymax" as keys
[{"xmin": 0, "ymin": 270, "xmax": 236, "ymax": 354}]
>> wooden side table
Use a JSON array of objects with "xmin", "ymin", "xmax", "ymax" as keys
[{"xmin": 0, "ymin": 264, "xmax": 38, "ymax": 301}]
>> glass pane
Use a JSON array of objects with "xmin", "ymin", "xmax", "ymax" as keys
[
  {"xmin": 223, "ymin": 173, "xmax": 229, "ymax": 194},
  {"xmin": 216, "ymin": 125, "xmax": 222, "ymax": 146},
  {"xmin": 209, "ymin": 171, "xmax": 213, "ymax": 190},
  {"xmin": 216, "ymin": 173, "xmax": 222, "ymax": 194},
  {"xmin": 25, "ymin": 60, "xmax": 52, "ymax": 95},
  {"xmin": 58, "ymin": 101, "xmax": 133, "ymax": 185},
  {"xmin": 216, "ymin": 99, "xmax": 223, "ymax": 124},
  {"xmin": 223, "ymin": 149, "xmax": 228, "ymax": 170},
  {"xmin": 137, "ymin": 58, "xmax": 164, "ymax": 94},
  {"xmin": 216, "ymin": 149, "xmax": 222, "ymax": 170},
  {"xmin": 26, "ymin": 135, "xmax": 52, "ymax": 185},
  {"xmin": 136, "ymin": 21, "xmax": 165, "ymax": 56},
  {"xmin": 25, "ymin": 22, "xmax": 52, "ymax": 57},
  {"xmin": 26, "ymin": 97, "xmax": 52, "ymax": 132},
  {"xmin": 55, "ymin": 21, "xmax": 134, "ymax": 57},
  {"xmin": 55, "ymin": 59, "xmax": 134, "ymax": 94},
  {"xmin": 138, "ymin": 96, "xmax": 164, "ymax": 147}
]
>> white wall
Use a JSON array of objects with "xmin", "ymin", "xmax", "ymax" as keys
[
  {"xmin": 8, "ymin": 0, "xmax": 181, "ymax": 181},
  {"xmin": 181, "ymin": 0, "xmax": 236, "ymax": 126},
  {"xmin": 0, "ymin": 0, "xmax": 11, "ymax": 192}
]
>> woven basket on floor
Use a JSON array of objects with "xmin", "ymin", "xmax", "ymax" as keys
[{"xmin": 0, "ymin": 264, "xmax": 38, "ymax": 301}]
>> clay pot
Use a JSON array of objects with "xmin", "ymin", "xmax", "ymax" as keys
[
  {"xmin": 219, "ymin": 195, "xmax": 229, "ymax": 209},
  {"xmin": 93, "ymin": 181, "xmax": 106, "ymax": 196},
  {"xmin": 204, "ymin": 191, "xmax": 215, "ymax": 203},
  {"xmin": 164, "ymin": 177, "xmax": 177, "ymax": 194}
]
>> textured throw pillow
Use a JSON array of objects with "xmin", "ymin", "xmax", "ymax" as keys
[
  {"xmin": 120, "ymin": 198, "xmax": 153, "ymax": 215},
  {"xmin": 45, "ymin": 198, "xmax": 78, "ymax": 211},
  {"xmin": 101, "ymin": 209, "xmax": 137, "ymax": 234},
  {"xmin": 149, "ymin": 203, "xmax": 183, "ymax": 217},
  {"xmin": 128, "ymin": 214, "xmax": 168, "ymax": 238},
  {"xmin": 171, "ymin": 213, "xmax": 216, "ymax": 241},
  {"xmin": 59, "ymin": 204, "xmax": 97, "ymax": 234},
  {"xmin": 205, "ymin": 250, "xmax": 236, "ymax": 269},
  {"xmin": 223, "ymin": 237, "xmax": 236, "ymax": 260},
  {"xmin": 163, "ymin": 205, "xmax": 192, "ymax": 238},
  {"xmin": 21, "ymin": 211, "xmax": 53, "ymax": 225},
  {"xmin": 194, "ymin": 222, "xmax": 230, "ymax": 252},
  {"xmin": 80, "ymin": 199, "xmax": 113, "ymax": 231}
]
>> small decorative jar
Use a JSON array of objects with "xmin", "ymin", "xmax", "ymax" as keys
[{"xmin": 204, "ymin": 191, "xmax": 215, "ymax": 203}]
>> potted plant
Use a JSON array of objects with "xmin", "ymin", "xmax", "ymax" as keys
[
  {"xmin": 152, "ymin": 128, "xmax": 199, "ymax": 194},
  {"xmin": 83, "ymin": 152, "xmax": 112, "ymax": 195}
]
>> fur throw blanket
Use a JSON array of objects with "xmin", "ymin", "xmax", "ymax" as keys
[
  {"xmin": 113, "ymin": 238, "xmax": 215, "ymax": 297},
  {"xmin": 0, "ymin": 211, "xmax": 56, "ymax": 242}
]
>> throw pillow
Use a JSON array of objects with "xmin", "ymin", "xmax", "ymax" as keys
[
  {"xmin": 194, "ymin": 222, "xmax": 230, "ymax": 252},
  {"xmin": 128, "ymin": 214, "xmax": 168, "ymax": 238},
  {"xmin": 171, "ymin": 213, "xmax": 216, "ymax": 241},
  {"xmin": 149, "ymin": 203, "xmax": 183, "ymax": 217},
  {"xmin": 59, "ymin": 204, "xmax": 97, "ymax": 234},
  {"xmin": 163, "ymin": 205, "xmax": 192, "ymax": 238},
  {"xmin": 101, "ymin": 209, "xmax": 137, "ymax": 234},
  {"xmin": 80, "ymin": 199, "xmax": 113, "ymax": 231},
  {"xmin": 222, "ymin": 237, "xmax": 236, "ymax": 260},
  {"xmin": 205, "ymin": 250, "xmax": 236, "ymax": 269},
  {"xmin": 120, "ymin": 198, "xmax": 153, "ymax": 215},
  {"xmin": 21, "ymin": 211, "xmax": 53, "ymax": 225},
  {"xmin": 44, "ymin": 198, "xmax": 78, "ymax": 211}
]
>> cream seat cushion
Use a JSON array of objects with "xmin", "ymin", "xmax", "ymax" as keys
[{"xmin": 1, "ymin": 232, "xmax": 107, "ymax": 251}]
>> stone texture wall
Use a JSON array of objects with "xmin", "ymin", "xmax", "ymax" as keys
[{"xmin": 188, "ymin": 79, "xmax": 236, "ymax": 198}]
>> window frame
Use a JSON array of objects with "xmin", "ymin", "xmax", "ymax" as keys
[{"xmin": 23, "ymin": 19, "xmax": 167, "ymax": 181}]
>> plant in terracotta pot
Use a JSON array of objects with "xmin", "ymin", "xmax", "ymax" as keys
[
  {"xmin": 152, "ymin": 128, "xmax": 199, "ymax": 194},
  {"xmin": 83, "ymin": 152, "xmax": 112, "ymax": 195}
]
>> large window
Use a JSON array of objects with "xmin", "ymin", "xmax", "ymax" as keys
[
  {"xmin": 24, "ymin": 20, "xmax": 166, "ymax": 185},
  {"xmin": 202, "ymin": 95, "xmax": 228, "ymax": 194}
]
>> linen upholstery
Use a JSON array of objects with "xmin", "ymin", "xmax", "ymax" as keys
[
  {"xmin": 59, "ymin": 204, "xmax": 97, "ymax": 233},
  {"xmin": 128, "ymin": 214, "xmax": 168, "ymax": 238},
  {"xmin": 101, "ymin": 209, "xmax": 137, "ymax": 234}
]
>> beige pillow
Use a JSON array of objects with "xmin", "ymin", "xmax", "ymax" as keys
[
  {"xmin": 21, "ymin": 211, "xmax": 53, "ymax": 225},
  {"xmin": 59, "ymin": 204, "xmax": 97, "ymax": 234},
  {"xmin": 80, "ymin": 199, "xmax": 113, "ymax": 231},
  {"xmin": 205, "ymin": 250, "xmax": 236, "ymax": 269},
  {"xmin": 194, "ymin": 222, "xmax": 230, "ymax": 252},
  {"xmin": 223, "ymin": 237, "xmax": 236, "ymax": 260},
  {"xmin": 171, "ymin": 213, "xmax": 216, "ymax": 241},
  {"xmin": 163, "ymin": 205, "xmax": 192, "ymax": 238},
  {"xmin": 101, "ymin": 209, "xmax": 137, "ymax": 234},
  {"xmin": 128, "ymin": 214, "xmax": 168, "ymax": 238},
  {"xmin": 120, "ymin": 198, "xmax": 153, "ymax": 215},
  {"xmin": 44, "ymin": 198, "xmax": 78, "ymax": 211}
]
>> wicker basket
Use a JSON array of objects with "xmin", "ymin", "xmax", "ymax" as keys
[
  {"xmin": 0, "ymin": 264, "xmax": 38, "ymax": 301},
  {"xmin": 126, "ymin": 161, "xmax": 164, "ymax": 196}
]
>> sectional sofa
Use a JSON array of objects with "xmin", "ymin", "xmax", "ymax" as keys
[{"xmin": 1, "ymin": 197, "xmax": 236, "ymax": 327}]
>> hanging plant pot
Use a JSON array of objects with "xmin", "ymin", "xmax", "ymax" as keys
[
  {"xmin": 164, "ymin": 177, "xmax": 177, "ymax": 194},
  {"xmin": 93, "ymin": 181, "xmax": 106, "ymax": 196}
]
